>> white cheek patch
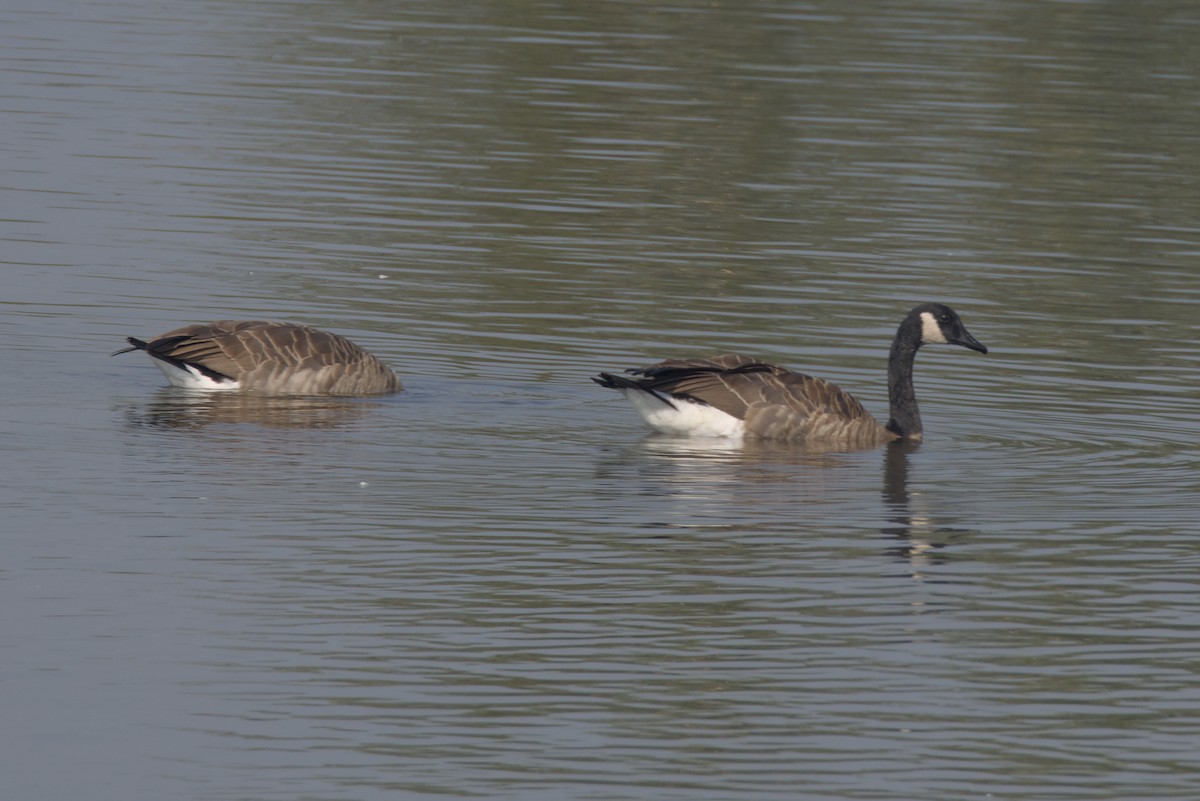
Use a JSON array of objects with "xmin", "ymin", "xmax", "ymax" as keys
[{"xmin": 920, "ymin": 312, "xmax": 948, "ymax": 344}]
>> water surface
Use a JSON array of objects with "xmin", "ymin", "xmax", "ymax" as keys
[{"xmin": 2, "ymin": 1, "xmax": 1199, "ymax": 799}]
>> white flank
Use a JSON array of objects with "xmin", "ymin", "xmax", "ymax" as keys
[
  {"xmin": 919, "ymin": 311, "xmax": 947, "ymax": 344},
  {"xmin": 152, "ymin": 359, "xmax": 240, "ymax": 391},
  {"xmin": 622, "ymin": 389, "xmax": 745, "ymax": 438}
]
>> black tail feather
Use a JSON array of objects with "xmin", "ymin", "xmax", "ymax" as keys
[
  {"xmin": 112, "ymin": 334, "xmax": 233, "ymax": 383},
  {"xmin": 592, "ymin": 372, "xmax": 640, "ymax": 391},
  {"xmin": 592, "ymin": 372, "xmax": 677, "ymax": 409},
  {"xmin": 110, "ymin": 336, "xmax": 150, "ymax": 357}
]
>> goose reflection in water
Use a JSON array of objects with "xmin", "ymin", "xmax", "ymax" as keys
[
  {"xmin": 880, "ymin": 439, "xmax": 977, "ymax": 568},
  {"xmin": 119, "ymin": 387, "xmax": 387, "ymax": 431},
  {"xmin": 596, "ymin": 434, "xmax": 975, "ymax": 565}
]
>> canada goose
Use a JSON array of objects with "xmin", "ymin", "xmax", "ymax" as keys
[
  {"xmin": 593, "ymin": 303, "xmax": 986, "ymax": 447},
  {"xmin": 114, "ymin": 320, "xmax": 401, "ymax": 396}
]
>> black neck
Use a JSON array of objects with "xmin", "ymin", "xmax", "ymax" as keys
[{"xmin": 885, "ymin": 316, "xmax": 923, "ymax": 438}]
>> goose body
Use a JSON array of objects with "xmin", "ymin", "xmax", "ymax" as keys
[
  {"xmin": 593, "ymin": 303, "xmax": 986, "ymax": 446},
  {"xmin": 115, "ymin": 320, "xmax": 401, "ymax": 396}
]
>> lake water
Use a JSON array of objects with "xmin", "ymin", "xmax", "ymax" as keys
[{"xmin": 3, "ymin": 0, "xmax": 1199, "ymax": 799}]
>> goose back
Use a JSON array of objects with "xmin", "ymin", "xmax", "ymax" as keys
[
  {"xmin": 120, "ymin": 320, "xmax": 402, "ymax": 396},
  {"xmin": 602, "ymin": 354, "xmax": 896, "ymax": 447}
]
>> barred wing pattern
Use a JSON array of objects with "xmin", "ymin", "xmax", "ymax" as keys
[
  {"xmin": 626, "ymin": 354, "xmax": 896, "ymax": 446},
  {"xmin": 138, "ymin": 321, "xmax": 401, "ymax": 396}
]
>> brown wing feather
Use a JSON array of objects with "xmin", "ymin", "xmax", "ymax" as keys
[
  {"xmin": 627, "ymin": 354, "xmax": 893, "ymax": 445},
  {"xmin": 148, "ymin": 321, "xmax": 400, "ymax": 395},
  {"xmin": 634, "ymin": 354, "xmax": 770, "ymax": 374},
  {"xmin": 153, "ymin": 321, "xmax": 257, "ymax": 378}
]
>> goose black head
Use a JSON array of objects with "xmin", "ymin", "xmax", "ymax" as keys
[{"xmin": 912, "ymin": 303, "xmax": 988, "ymax": 354}]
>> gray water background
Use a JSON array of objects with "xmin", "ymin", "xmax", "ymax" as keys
[{"xmin": 2, "ymin": 1, "xmax": 1199, "ymax": 799}]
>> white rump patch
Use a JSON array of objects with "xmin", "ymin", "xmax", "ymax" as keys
[
  {"xmin": 151, "ymin": 359, "xmax": 240, "ymax": 391},
  {"xmin": 622, "ymin": 389, "xmax": 745, "ymax": 438},
  {"xmin": 919, "ymin": 312, "xmax": 947, "ymax": 344}
]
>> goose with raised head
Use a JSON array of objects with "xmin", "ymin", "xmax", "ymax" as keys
[
  {"xmin": 114, "ymin": 320, "xmax": 402, "ymax": 396},
  {"xmin": 593, "ymin": 303, "xmax": 986, "ymax": 448}
]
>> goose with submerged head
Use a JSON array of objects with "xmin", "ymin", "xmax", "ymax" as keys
[
  {"xmin": 593, "ymin": 302, "xmax": 987, "ymax": 448},
  {"xmin": 114, "ymin": 320, "xmax": 401, "ymax": 396}
]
